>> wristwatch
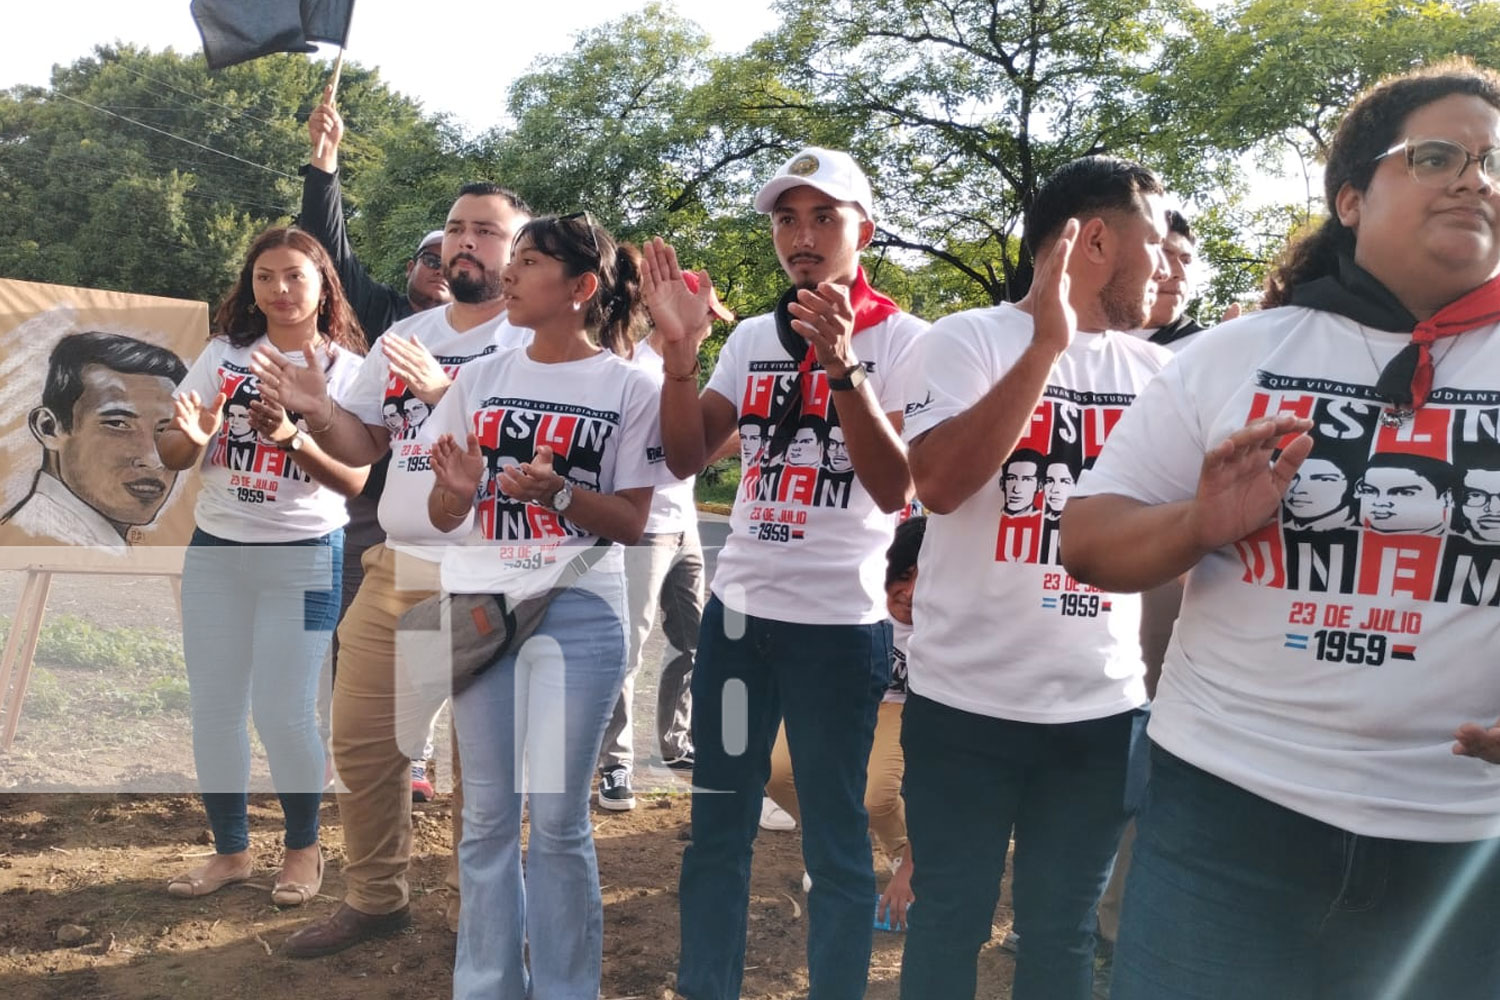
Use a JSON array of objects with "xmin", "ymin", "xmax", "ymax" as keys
[
  {"xmin": 542, "ymin": 479, "xmax": 574, "ymax": 513},
  {"xmin": 827, "ymin": 362, "xmax": 868, "ymax": 392},
  {"xmin": 278, "ymin": 429, "xmax": 307, "ymax": 452}
]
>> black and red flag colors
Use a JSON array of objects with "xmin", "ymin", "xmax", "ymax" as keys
[{"xmin": 191, "ymin": 0, "xmax": 355, "ymax": 71}]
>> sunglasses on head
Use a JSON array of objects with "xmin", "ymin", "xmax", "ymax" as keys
[
  {"xmin": 1374, "ymin": 137, "xmax": 1500, "ymax": 188},
  {"xmin": 558, "ymin": 211, "xmax": 601, "ymax": 259}
]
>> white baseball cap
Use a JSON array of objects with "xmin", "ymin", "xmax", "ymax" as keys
[
  {"xmin": 414, "ymin": 229, "xmax": 445, "ymax": 256},
  {"xmin": 753, "ymin": 147, "xmax": 875, "ymax": 222}
]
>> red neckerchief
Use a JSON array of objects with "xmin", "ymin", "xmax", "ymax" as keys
[
  {"xmin": 1407, "ymin": 275, "xmax": 1500, "ymax": 407},
  {"xmin": 788, "ymin": 267, "xmax": 900, "ymax": 379}
]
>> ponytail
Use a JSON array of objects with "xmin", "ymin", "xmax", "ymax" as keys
[{"xmin": 595, "ymin": 243, "xmax": 648, "ymax": 357}]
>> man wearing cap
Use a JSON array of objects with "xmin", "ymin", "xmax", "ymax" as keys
[
  {"xmin": 647, "ymin": 146, "xmax": 927, "ymax": 1000},
  {"xmin": 596, "ymin": 273, "xmax": 735, "ymax": 811},
  {"xmin": 300, "ymin": 90, "xmax": 458, "ymax": 808}
]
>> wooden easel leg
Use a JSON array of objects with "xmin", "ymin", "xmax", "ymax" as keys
[{"xmin": 0, "ymin": 570, "xmax": 53, "ymax": 751}]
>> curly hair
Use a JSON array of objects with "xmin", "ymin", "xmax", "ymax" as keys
[
  {"xmin": 1262, "ymin": 60, "xmax": 1500, "ymax": 308},
  {"xmin": 212, "ymin": 226, "xmax": 366, "ymax": 355}
]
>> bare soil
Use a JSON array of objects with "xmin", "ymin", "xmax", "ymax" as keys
[{"xmin": 0, "ymin": 570, "xmax": 1019, "ymax": 999}]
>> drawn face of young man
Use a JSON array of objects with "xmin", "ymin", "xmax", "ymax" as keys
[
  {"xmin": 382, "ymin": 399, "xmax": 406, "ymax": 435},
  {"xmin": 823, "ymin": 425, "xmax": 852, "ymax": 474},
  {"xmin": 739, "ymin": 423, "xmax": 764, "ymax": 465},
  {"xmin": 787, "ymin": 427, "xmax": 820, "ymax": 467},
  {"xmin": 37, "ymin": 364, "xmax": 179, "ymax": 529},
  {"xmin": 1460, "ymin": 467, "xmax": 1500, "ymax": 543},
  {"xmin": 1002, "ymin": 459, "xmax": 1041, "ymax": 515},
  {"xmin": 1357, "ymin": 465, "xmax": 1451, "ymax": 535},
  {"xmin": 1286, "ymin": 458, "xmax": 1351, "ymax": 524},
  {"xmin": 225, "ymin": 401, "xmax": 255, "ymax": 441},
  {"xmin": 1042, "ymin": 461, "xmax": 1075, "ymax": 517}
]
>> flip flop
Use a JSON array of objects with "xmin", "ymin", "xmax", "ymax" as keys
[
  {"xmin": 271, "ymin": 850, "xmax": 324, "ymax": 907},
  {"xmin": 166, "ymin": 860, "xmax": 254, "ymax": 898}
]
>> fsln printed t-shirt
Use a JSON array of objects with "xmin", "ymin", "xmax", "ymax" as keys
[
  {"xmin": 1074, "ymin": 308, "xmax": 1500, "ymax": 841},
  {"xmin": 632, "ymin": 339, "xmax": 697, "ymax": 535},
  {"xmin": 902, "ymin": 303, "xmax": 1170, "ymax": 723},
  {"xmin": 704, "ymin": 309, "xmax": 928, "ymax": 625},
  {"xmin": 337, "ymin": 307, "xmax": 530, "ymax": 557},
  {"xmin": 422, "ymin": 347, "xmax": 668, "ymax": 595},
  {"xmin": 883, "ymin": 619, "xmax": 911, "ymax": 705},
  {"xmin": 177, "ymin": 335, "xmax": 361, "ymax": 542}
]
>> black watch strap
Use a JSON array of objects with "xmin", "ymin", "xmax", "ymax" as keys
[{"xmin": 827, "ymin": 364, "xmax": 867, "ymax": 392}]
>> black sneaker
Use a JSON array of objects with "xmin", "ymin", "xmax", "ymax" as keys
[
  {"xmin": 598, "ymin": 765, "xmax": 636, "ymax": 811},
  {"xmin": 662, "ymin": 748, "xmax": 696, "ymax": 771}
]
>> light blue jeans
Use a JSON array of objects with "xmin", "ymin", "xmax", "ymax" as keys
[{"xmin": 451, "ymin": 582, "xmax": 628, "ymax": 1000}]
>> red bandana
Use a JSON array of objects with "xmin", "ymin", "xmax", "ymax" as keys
[{"xmin": 1408, "ymin": 274, "xmax": 1500, "ymax": 408}]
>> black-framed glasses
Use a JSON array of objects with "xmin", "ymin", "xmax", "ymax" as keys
[
  {"xmin": 1462, "ymin": 487, "xmax": 1500, "ymax": 511},
  {"xmin": 1375, "ymin": 138, "xmax": 1500, "ymax": 188},
  {"xmin": 414, "ymin": 251, "xmax": 442, "ymax": 270},
  {"xmin": 558, "ymin": 211, "xmax": 601, "ymax": 260}
]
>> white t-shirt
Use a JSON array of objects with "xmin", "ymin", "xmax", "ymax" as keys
[
  {"xmin": 902, "ymin": 303, "xmax": 1170, "ymax": 723},
  {"xmin": 177, "ymin": 336, "xmax": 362, "ymax": 542},
  {"xmin": 1075, "ymin": 307, "xmax": 1500, "ymax": 841},
  {"xmin": 632, "ymin": 340, "xmax": 697, "ymax": 535},
  {"xmin": 337, "ymin": 307, "xmax": 530, "ymax": 558},
  {"xmin": 704, "ymin": 310, "xmax": 928, "ymax": 625},
  {"xmin": 421, "ymin": 347, "xmax": 668, "ymax": 598}
]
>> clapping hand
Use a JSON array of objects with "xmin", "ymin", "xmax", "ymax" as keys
[
  {"xmin": 171, "ymin": 390, "xmax": 227, "ymax": 446},
  {"xmin": 250, "ymin": 346, "xmax": 330, "ymax": 417},
  {"xmin": 382, "ymin": 335, "xmax": 452, "ymax": 404},
  {"xmin": 498, "ymin": 444, "xmax": 565, "ymax": 504},
  {"xmin": 640, "ymin": 238, "xmax": 716, "ymax": 349},
  {"xmin": 787, "ymin": 282, "xmax": 858, "ymax": 376},
  {"xmin": 430, "ymin": 433, "xmax": 485, "ymax": 502},
  {"xmin": 1186, "ymin": 414, "xmax": 1313, "ymax": 551},
  {"xmin": 1031, "ymin": 218, "xmax": 1079, "ymax": 357},
  {"xmin": 1454, "ymin": 719, "xmax": 1500, "ymax": 765}
]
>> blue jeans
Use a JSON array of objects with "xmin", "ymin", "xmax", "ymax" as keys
[
  {"xmin": 899, "ymin": 693, "xmax": 1142, "ymax": 1000},
  {"xmin": 677, "ymin": 596, "xmax": 890, "ymax": 1000},
  {"xmin": 1110, "ymin": 745, "xmax": 1500, "ymax": 1000},
  {"xmin": 181, "ymin": 527, "xmax": 341, "ymax": 853},
  {"xmin": 451, "ymin": 584, "xmax": 628, "ymax": 1000}
]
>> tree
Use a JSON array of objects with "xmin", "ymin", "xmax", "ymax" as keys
[
  {"xmin": 0, "ymin": 44, "xmax": 458, "ymax": 308},
  {"xmin": 764, "ymin": 0, "xmax": 1190, "ymax": 304}
]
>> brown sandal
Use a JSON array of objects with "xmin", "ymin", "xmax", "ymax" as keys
[{"xmin": 271, "ymin": 850, "xmax": 324, "ymax": 907}]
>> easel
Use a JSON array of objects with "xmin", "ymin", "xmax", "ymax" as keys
[{"xmin": 0, "ymin": 550, "xmax": 183, "ymax": 751}]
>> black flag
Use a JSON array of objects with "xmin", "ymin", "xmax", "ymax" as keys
[{"xmin": 191, "ymin": 0, "xmax": 355, "ymax": 71}]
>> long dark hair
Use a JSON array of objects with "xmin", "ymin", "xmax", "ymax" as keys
[
  {"xmin": 1263, "ymin": 60, "xmax": 1500, "ymax": 308},
  {"xmin": 515, "ymin": 214, "xmax": 647, "ymax": 357},
  {"xmin": 212, "ymin": 226, "xmax": 366, "ymax": 354}
]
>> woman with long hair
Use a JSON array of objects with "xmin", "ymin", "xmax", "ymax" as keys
[
  {"xmin": 422, "ymin": 213, "xmax": 664, "ymax": 997},
  {"xmin": 1061, "ymin": 62, "xmax": 1500, "ymax": 998},
  {"xmin": 157, "ymin": 226, "xmax": 368, "ymax": 905}
]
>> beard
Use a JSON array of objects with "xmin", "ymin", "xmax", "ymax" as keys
[
  {"xmin": 445, "ymin": 255, "xmax": 502, "ymax": 303},
  {"xmin": 1099, "ymin": 265, "xmax": 1152, "ymax": 331}
]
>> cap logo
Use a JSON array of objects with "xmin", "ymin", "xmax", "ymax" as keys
[{"xmin": 788, "ymin": 154, "xmax": 820, "ymax": 177}]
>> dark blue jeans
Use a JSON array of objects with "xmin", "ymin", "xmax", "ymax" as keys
[
  {"xmin": 677, "ymin": 596, "xmax": 889, "ymax": 1000},
  {"xmin": 1110, "ymin": 745, "xmax": 1500, "ymax": 1000},
  {"xmin": 181, "ymin": 527, "xmax": 342, "ymax": 853},
  {"xmin": 899, "ymin": 693, "xmax": 1142, "ymax": 1000}
]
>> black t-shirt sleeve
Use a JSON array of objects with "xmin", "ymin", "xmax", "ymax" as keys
[{"xmin": 296, "ymin": 164, "xmax": 404, "ymax": 345}]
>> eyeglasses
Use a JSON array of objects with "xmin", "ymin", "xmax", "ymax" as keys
[
  {"xmin": 414, "ymin": 252, "xmax": 442, "ymax": 270},
  {"xmin": 1462, "ymin": 487, "xmax": 1500, "ymax": 511},
  {"xmin": 558, "ymin": 211, "xmax": 601, "ymax": 260},
  {"xmin": 1375, "ymin": 138, "xmax": 1500, "ymax": 188}
]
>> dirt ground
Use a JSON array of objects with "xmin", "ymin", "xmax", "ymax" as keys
[{"xmin": 0, "ymin": 569, "xmax": 1019, "ymax": 999}]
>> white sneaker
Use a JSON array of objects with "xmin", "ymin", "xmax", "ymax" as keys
[{"xmin": 758, "ymin": 797, "xmax": 797, "ymax": 831}]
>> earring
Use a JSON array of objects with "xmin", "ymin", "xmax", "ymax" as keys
[{"xmin": 572, "ymin": 301, "xmax": 582, "ymax": 312}]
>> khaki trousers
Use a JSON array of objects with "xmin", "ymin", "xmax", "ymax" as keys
[
  {"xmin": 766, "ymin": 699, "xmax": 908, "ymax": 857},
  {"xmin": 331, "ymin": 543, "xmax": 463, "ymax": 915}
]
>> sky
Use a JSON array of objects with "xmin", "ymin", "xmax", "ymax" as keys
[{"xmin": 7, "ymin": 1, "xmax": 781, "ymax": 136}]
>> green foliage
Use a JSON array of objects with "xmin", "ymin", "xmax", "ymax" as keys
[
  {"xmin": 0, "ymin": 43, "xmax": 457, "ymax": 309},
  {"xmin": 31, "ymin": 613, "xmax": 184, "ymax": 673}
]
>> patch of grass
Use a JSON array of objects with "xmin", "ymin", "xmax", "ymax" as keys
[
  {"xmin": 695, "ymin": 459, "xmax": 741, "ymax": 508},
  {"xmin": 32, "ymin": 614, "xmax": 184, "ymax": 673}
]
